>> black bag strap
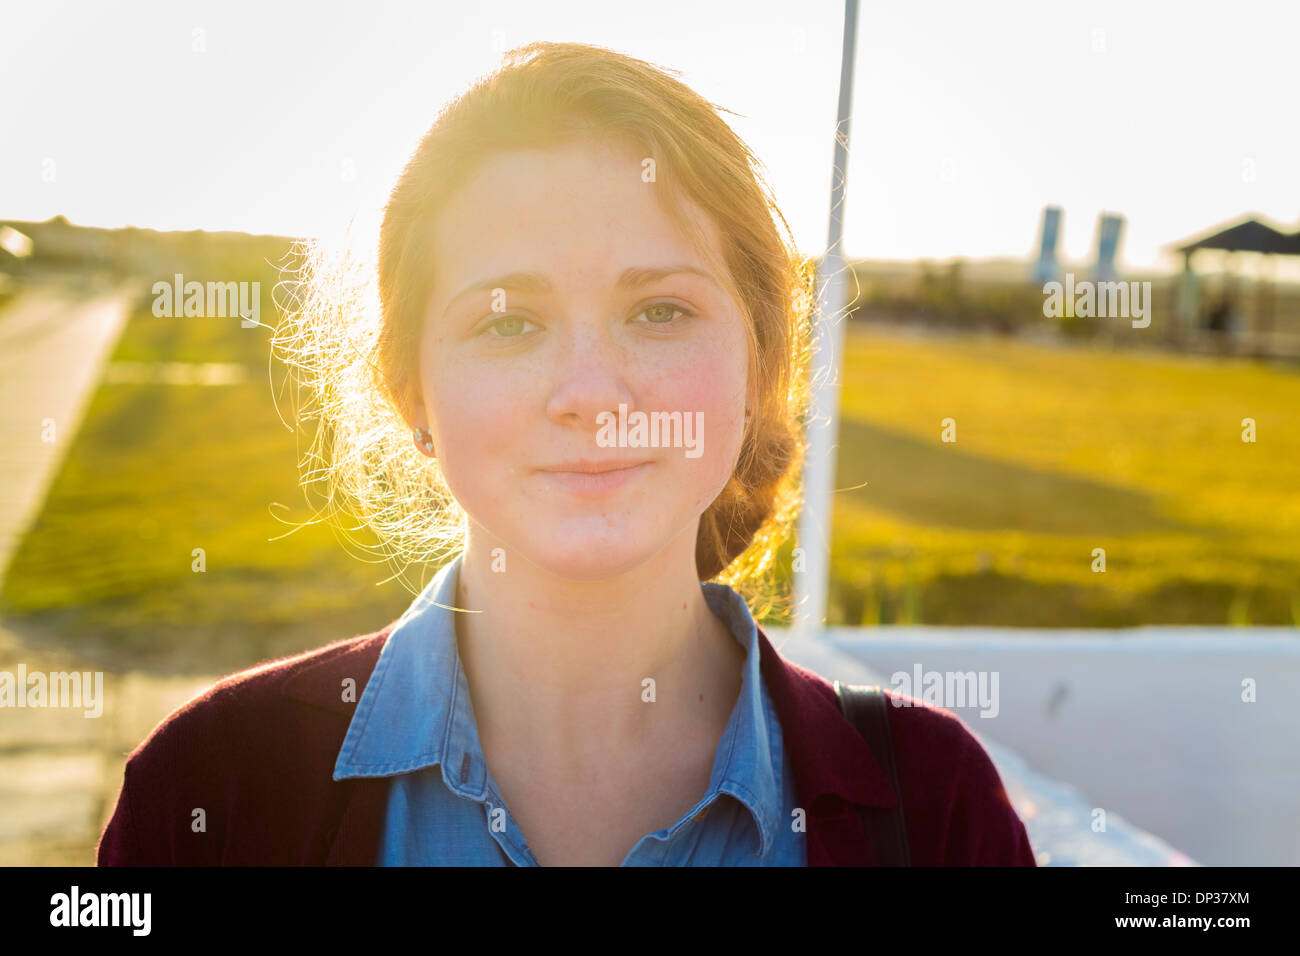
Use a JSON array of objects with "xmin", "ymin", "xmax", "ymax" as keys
[{"xmin": 833, "ymin": 681, "xmax": 912, "ymax": 866}]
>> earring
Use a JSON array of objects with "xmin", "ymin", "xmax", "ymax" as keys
[{"xmin": 413, "ymin": 427, "xmax": 434, "ymax": 455}]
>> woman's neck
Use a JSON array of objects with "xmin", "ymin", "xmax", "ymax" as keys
[{"xmin": 452, "ymin": 528, "xmax": 745, "ymax": 774}]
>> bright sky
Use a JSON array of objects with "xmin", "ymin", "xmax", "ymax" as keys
[{"xmin": 2, "ymin": 0, "xmax": 1296, "ymax": 272}]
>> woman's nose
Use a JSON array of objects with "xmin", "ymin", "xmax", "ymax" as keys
[{"xmin": 543, "ymin": 325, "xmax": 637, "ymax": 430}]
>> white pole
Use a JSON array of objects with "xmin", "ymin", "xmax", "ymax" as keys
[{"xmin": 794, "ymin": 0, "xmax": 859, "ymax": 642}]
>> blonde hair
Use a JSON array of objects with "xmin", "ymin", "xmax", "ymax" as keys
[{"xmin": 274, "ymin": 41, "xmax": 815, "ymax": 618}]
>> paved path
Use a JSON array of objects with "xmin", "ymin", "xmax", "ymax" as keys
[
  {"xmin": 0, "ymin": 622, "xmax": 217, "ymax": 865},
  {"xmin": 0, "ymin": 286, "xmax": 133, "ymax": 579}
]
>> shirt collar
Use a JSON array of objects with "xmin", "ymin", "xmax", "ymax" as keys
[
  {"xmin": 698, "ymin": 579, "xmax": 784, "ymax": 856},
  {"xmin": 332, "ymin": 553, "xmax": 784, "ymax": 857}
]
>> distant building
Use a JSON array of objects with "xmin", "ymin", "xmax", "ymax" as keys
[
  {"xmin": 1170, "ymin": 215, "xmax": 1300, "ymax": 353},
  {"xmin": 1093, "ymin": 213, "xmax": 1124, "ymax": 284},
  {"xmin": 1032, "ymin": 206, "xmax": 1062, "ymax": 283}
]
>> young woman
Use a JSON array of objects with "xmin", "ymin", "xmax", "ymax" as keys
[{"xmin": 97, "ymin": 41, "xmax": 1035, "ymax": 867}]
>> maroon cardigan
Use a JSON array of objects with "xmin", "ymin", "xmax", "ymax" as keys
[{"xmin": 96, "ymin": 622, "xmax": 1037, "ymax": 866}]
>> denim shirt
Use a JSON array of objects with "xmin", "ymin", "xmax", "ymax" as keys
[{"xmin": 332, "ymin": 553, "xmax": 806, "ymax": 865}]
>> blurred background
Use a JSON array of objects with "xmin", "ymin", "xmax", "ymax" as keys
[{"xmin": 1, "ymin": 0, "xmax": 1296, "ymax": 866}]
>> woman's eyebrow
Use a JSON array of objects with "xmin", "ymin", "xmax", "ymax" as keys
[{"xmin": 442, "ymin": 265, "xmax": 721, "ymax": 316}]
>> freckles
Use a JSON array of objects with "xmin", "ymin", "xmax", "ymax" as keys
[
  {"xmin": 648, "ymin": 371, "xmax": 743, "ymax": 510},
  {"xmin": 428, "ymin": 355, "xmax": 512, "ymax": 425},
  {"xmin": 652, "ymin": 349, "xmax": 738, "ymax": 409},
  {"xmin": 440, "ymin": 393, "xmax": 517, "ymax": 452},
  {"xmin": 429, "ymin": 376, "xmax": 534, "ymax": 505}
]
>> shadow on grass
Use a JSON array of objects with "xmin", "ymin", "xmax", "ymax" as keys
[{"xmin": 838, "ymin": 419, "xmax": 1193, "ymax": 535}]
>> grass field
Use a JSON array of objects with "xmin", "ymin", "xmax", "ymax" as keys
[
  {"xmin": 1, "ymin": 294, "xmax": 414, "ymax": 672},
  {"xmin": 797, "ymin": 324, "xmax": 1300, "ymax": 627},
  {"xmin": 3, "ymin": 303, "xmax": 1298, "ymax": 671}
]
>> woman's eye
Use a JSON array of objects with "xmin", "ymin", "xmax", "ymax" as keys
[
  {"xmin": 483, "ymin": 314, "xmax": 536, "ymax": 338},
  {"xmin": 637, "ymin": 303, "xmax": 691, "ymax": 326}
]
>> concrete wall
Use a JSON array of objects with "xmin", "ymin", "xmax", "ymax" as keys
[{"xmin": 772, "ymin": 625, "xmax": 1298, "ymax": 866}]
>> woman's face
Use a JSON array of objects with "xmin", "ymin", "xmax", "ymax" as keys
[{"xmin": 416, "ymin": 138, "xmax": 752, "ymax": 581}]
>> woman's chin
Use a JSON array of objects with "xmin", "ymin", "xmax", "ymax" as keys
[{"xmin": 513, "ymin": 534, "xmax": 664, "ymax": 583}]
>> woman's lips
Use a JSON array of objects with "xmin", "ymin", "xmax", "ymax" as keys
[{"xmin": 537, "ymin": 461, "xmax": 653, "ymax": 496}]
